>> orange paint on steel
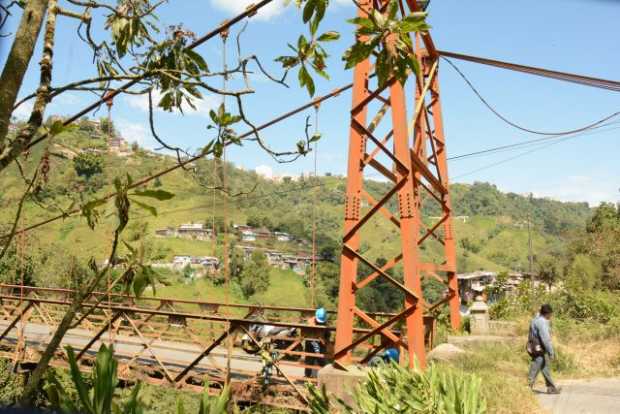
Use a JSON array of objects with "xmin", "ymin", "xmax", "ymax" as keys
[
  {"xmin": 390, "ymin": 74, "xmax": 426, "ymax": 367},
  {"xmin": 333, "ymin": 1, "xmax": 372, "ymax": 366},
  {"xmin": 334, "ymin": 0, "xmax": 461, "ymax": 368},
  {"xmin": 427, "ymin": 69, "xmax": 460, "ymax": 329}
]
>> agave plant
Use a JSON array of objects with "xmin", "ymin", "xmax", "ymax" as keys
[{"xmin": 44, "ymin": 344, "xmax": 144, "ymax": 414}]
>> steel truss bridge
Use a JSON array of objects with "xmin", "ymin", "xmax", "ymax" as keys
[
  {"xmin": 2, "ymin": 0, "xmax": 618, "ymax": 410},
  {"xmin": 0, "ymin": 284, "xmax": 436, "ymax": 410}
]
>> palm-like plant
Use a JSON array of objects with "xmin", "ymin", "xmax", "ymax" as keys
[
  {"xmin": 307, "ymin": 361, "xmax": 487, "ymax": 414},
  {"xmin": 175, "ymin": 383, "xmax": 232, "ymax": 414},
  {"xmin": 44, "ymin": 344, "xmax": 143, "ymax": 414}
]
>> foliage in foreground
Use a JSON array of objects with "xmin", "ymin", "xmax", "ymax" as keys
[
  {"xmin": 45, "ymin": 344, "xmax": 142, "ymax": 414},
  {"xmin": 308, "ymin": 362, "xmax": 486, "ymax": 414},
  {"xmin": 44, "ymin": 344, "xmax": 231, "ymax": 414}
]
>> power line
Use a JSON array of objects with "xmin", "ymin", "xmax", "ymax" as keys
[
  {"xmin": 442, "ymin": 56, "xmax": 620, "ymax": 136},
  {"xmin": 452, "ymin": 135, "xmax": 576, "ymax": 179},
  {"xmin": 447, "ymin": 122, "xmax": 620, "ymax": 162}
]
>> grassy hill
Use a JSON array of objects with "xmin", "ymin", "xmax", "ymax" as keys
[{"xmin": 0, "ymin": 122, "xmax": 593, "ymax": 307}]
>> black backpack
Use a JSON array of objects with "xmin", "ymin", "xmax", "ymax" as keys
[{"xmin": 526, "ymin": 323, "xmax": 544, "ymax": 357}]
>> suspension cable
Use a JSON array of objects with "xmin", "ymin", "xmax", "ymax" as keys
[
  {"xmin": 442, "ymin": 56, "xmax": 620, "ymax": 136},
  {"xmin": 438, "ymin": 50, "xmax": 620, "ymax": 92}
]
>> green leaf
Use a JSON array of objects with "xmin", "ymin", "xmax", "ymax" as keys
[
  {"xmin": 309, "ymin": 132, "xmax": 322, "ymax": 143},
  {"xmin": 275, "ymin": 55, "xmax": 300, "ymax": 68},
  {"xmin": 302, "ymin": 0, "xmax": 316, "ymax": 23},
  {"xmin": 297, "ymin": 34, "xmax": 309, "ymax": 53},
  {"xmin": 317, "ymin": 31, "xmax": 340, "ymax": 42},
  {"xmin": 131, "ymin": 199, "xmax": 158, "ymax": 216},
  {"xmin": 176, "ymin": 397, "xmax": 185, "ymax": 414},
  {"xmin": 399, "ymin": 14, "xmax": 430, "ymax": 33},
  {"xmin": 347, "ymin": 17, "xmax": 374, "ymax": 30},
  {"xmin": 65, "ymin": 346, "xmax": 95, "ymax": 414},
  {"xmin": 298, "ymin": 65, "xmax": 315, "ymax": 96},
  {"xmin": 209, "ymin": 109, "xmax": 218, "ymax": 124},
  {"xmin": 184, "ymin": 49, "xmax": 209, "ymax": 72},
  {"xmin": 343, "ymin": 41, "xmax": 373, "ymax": 69},
  {"xmin": 131, "ymin": 189, "xmax": 175, "ymax": 201}
]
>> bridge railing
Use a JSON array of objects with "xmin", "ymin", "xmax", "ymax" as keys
[{"xmin": 0, "ymin": 284, "xmax": 436, "ymax": 409}]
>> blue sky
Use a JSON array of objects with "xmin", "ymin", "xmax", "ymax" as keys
[{"xmin": 3, "ymin": 0, "xmax": 619, "ymax": 206}]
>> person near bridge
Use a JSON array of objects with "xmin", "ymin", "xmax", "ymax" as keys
[
  {"xmin": 527, "ymin": 304, "xmax": 561, "ymax": 394},
  {"xmin": 304, "ymin": 307, "xmax": 328, "ymax": 378}
]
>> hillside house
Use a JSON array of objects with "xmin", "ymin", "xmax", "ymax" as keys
[
  {"xmin": 457, "ymin": 271, "xmax": 497, "ymax": 302},
  {"xmin": 155, "ymin": 227, "xmax": 176, "ymax": 237},
  {"xmin": 233, "ymin": 224, "xmax": 253, "ymax": 232},
  {"xmin": 265, "ymin": 250, "xmax": 285, "ymax": 267},
  {"xmin": 173, "ymin": 255, "xmax": 192, "ymax": 268},
  {"xmin": 254, "ymin": 227, "xmax": 272, "ymax": 239},
  {"xmin": 177, "ymin": 223, "xmax": 213, "ymax": 240},
  {"xmin": 200, "ymin": 257, "xmax": 220, "ymax": 273},
  {"xmin": 274, "ymin": 232, "xmax": 292, "ymax": 242},
  {"xmin": 109, "ymin": 136, "xmax": 132, "ymax": 156},
  {"xmin": 240, "ymin": 229, "xmax": 256, "ymax": 242},
  {"xmin": 282, "ymin": 254, "xmax": 314, "ymax": 275}
]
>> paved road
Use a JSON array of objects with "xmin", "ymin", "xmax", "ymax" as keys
[
  {"xmin": 537, "ymin": 378, "xmax": 620, "ymax": 414},
  {"xmin": 0, "ymin": 320, "xmax": 306, "ymax": 381}
]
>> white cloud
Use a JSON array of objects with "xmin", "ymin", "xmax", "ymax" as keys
[
  {"xmin": 124, "ymin": 90, "xmax": 220, "ymax": 118},
  {"xmin": 55, "ymin": 93, "xmax": 81, "ymax": 105},
  {"xmin": 255, "ymin": 164, "xmax": 274, "ymax": 179},
  {"xmin": 210, "ymin": 0, "xmax": 288, "ymax": 21},
  {"xmin": 12, "ymin": 100, "xmax": 33, "ymax": 120},
  {"xmin": 532, "ymin": 175, "xmax": 618, "ymax": 207},
  {"xmin": 116, "ymin": 119, "xmax": 150, "ymax": 147}
]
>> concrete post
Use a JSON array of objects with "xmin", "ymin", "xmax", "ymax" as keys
[
  {"xmin": 317, "ymin": 364, "xmax": 368, "ymax": 408},
  {"xmin": 469, "ymin": 294, "xmax": 490, "ymax": 335}
]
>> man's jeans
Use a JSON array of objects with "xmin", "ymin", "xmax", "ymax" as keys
[{"xmin": 528, "ymin": 354, "xmax": 557, "ymax": 389}]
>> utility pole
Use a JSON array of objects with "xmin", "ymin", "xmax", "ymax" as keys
[{"xmin": 527, "ymin": 193, "xmax": 533, "ymax": 275}]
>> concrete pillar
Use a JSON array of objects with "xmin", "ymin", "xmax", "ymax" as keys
[
  {"xmin": 317, "ymin": 364, "xmax": 368, "ymax": 407},
  {"xmin": 469, "ymin": 294, "xmax": 489, "ymax": 335}
]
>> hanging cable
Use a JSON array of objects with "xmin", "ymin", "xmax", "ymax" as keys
[
  {"xmin": 104, "ymin": 92, "xmax": 114, "ymax": 346},
  {"xmin": 442, "ymin": 56, "xmax": 620, "ymax": 136},
  {"xmin": 310, "ymin": 103, "xmax": 320, "ymax": 308},
  {"xmin": 219, "ymin": 27, "xmax": 233, "ymax": 387}
]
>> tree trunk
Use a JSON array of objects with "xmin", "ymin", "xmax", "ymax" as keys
[
  {"xmin": 18, "ymin": 298, "xmax": 81, "ymax": 406},
  {"xmin": 0, "ymin": 0, "xmax": 58, "ymax": 174},
  {"xmin": 19, "ymin": 227, "xmax": 120, "ymax": 406},
  {"xmin": 0, "ymin": 0, "xmax": 49, "ymax": 151}
]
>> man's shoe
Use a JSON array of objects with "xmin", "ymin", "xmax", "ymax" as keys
[{"xmin": 547, "ymin": 387, "xmax": 562, "ymax": 394}]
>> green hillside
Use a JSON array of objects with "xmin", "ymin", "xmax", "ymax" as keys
[{"xmin": 0, "ymin": 122, "xmax": 593, "ymax": 307}]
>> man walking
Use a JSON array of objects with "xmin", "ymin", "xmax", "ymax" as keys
[{"xmin": 527, "ymin": 304, "xmax": 561, "ymax": 394}]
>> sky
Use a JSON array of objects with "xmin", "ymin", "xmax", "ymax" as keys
[{"xmin": 2, "ymin": 0, "xmax": 619, "ymax": 206}]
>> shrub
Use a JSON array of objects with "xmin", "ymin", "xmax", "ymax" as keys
[
  {"xmin": 0, "ymin": 359, "xmax": 23, "ymax": 406},
  {"xmin": 308, "ymin": 362, "xmax": 487, "ymax": 414}
]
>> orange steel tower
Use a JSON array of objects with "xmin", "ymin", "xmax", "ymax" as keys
[{"xmin": 334, "ymin": 0, "xmax": 460, "ymax": 369}]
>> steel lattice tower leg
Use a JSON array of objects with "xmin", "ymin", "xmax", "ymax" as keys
[{"xmin": 334, "ymin": 0, "xmax": 460, "ymax": 369}]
